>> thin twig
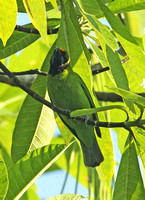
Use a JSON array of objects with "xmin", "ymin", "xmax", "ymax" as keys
[
  {"xmin": 0, "ymin": 69, "xmax": 47, "ymax": 76},
  {"xmin": 92, "ymin": 66, "xmax": 110, "ymax": 75}
]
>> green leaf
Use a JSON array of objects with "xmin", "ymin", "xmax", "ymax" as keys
[
  {"xmin": 108, "ymin": 0, "xmax": 145, "ymax": 15},
  {"xmin": 47, "ymin": 0, "xmax": 58, "ymax": 10},
  {"xmin": 0, "ymin": 31, "xmax": 40, "ymax": 59},
  {"xmin": 132, "ymin": 127, "xmax": 145, "ymax": 167},
  {"xmin": 57, "ymin": 0, "xmax": 93, "ymax": 100},
  {"xmin": 77, "ymin": 0, "xmax": 102, "ymax": 16},
  {"xmin": 46, "ymin": 194, "xmax": 85, "ymax": 200},
  {"xmin": 0, "ymin": 0, "xmax": 17, "ymax": 46},
  {"xmin": 17, "ymin": 0, "xmax": 53, "ymax": 13},
  {"xmin": 20, "ymin": 184, "xmax": 40, "ymax": 200},
  {"xmin": 113, "ymin": 135, "xmax": 145, "ymax": 200},
  {"xmin": 108, "ymin": 87, "xmax": 145, "ymax": 108},
  {"xmin": 105, "ymin": 46, "xmax": 129, "ymax": 90},
  {"xmin": 0, "ymin": 154, "xmax": 8, "ymax": 200},
  {"xmin": 6, "ymin": 144, "xmax": 71, "ymax": 200},
  {"xmin": 104, "ymin": 45, "xmax": 135, "ymax": 113},
  {"xmin": 70, "ymin": 105, "xmax": 127, "ymax": 117},
  {"xmin": 85, "ymin": 37, "xmax": 108, "ymax": 68},
  {"xmin": 97, "ymin": 127, "xmax": 114, "ymax": 190},
  {"xmin": 22, "ymin": 0, "xmax": 48, "ymax": 45},
  {"xmin": 95, "ymin": 0, "xmax": 145, "ymax": 18},
  {"xmin": 94, "ymin": 18, "xmax": 118, "ymax": 51},
  {"xmin": 96, "ymin": 0, "xmax": 145, "ymax": 79},
  {"xmin": 11, "ymin": 41, "xmax": 56, "ymax": 163}
]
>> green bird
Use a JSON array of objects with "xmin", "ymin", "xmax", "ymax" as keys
[{"xmin": 47, "ymin": 47, "xmax": 104, "ymax": 167}]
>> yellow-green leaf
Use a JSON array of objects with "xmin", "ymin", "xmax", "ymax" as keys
[
  {"xmin": 22, "ymin": 0, "xmax": 48, "ymax": 45},
  {"xmin": 0, "ymin": 0, "xmax": 17, "ymax": 46}
]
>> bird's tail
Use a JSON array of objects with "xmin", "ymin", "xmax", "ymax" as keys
[{"xmin": 80, "ymin": 139, "xmax": 104, "ymax": 167}]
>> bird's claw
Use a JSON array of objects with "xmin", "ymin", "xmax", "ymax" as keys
[{"xmin": 64, "ymin": 109, "xmax": 71, "ymax": 118}]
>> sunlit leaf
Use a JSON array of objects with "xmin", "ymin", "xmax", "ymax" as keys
[
  {"xmin": 6, "ymin": 144, "xmax": 71, "ymax": 200},
  {"xmin": 22, "ymin": 0, "xmax": 48, "ymax": 45},
  {"xmin": 0, "ymin": 0, "xmax": 17, "ymax": 46},
  {"xmin": 11, "ymin": 39, "xmax": 56, "ymax": 163},
  {"xmin": 47, "ymin": 194, "xmax": 85, "ymax": 200},
  {"xmin": 96, "ymin": 0, "xmax": 145, "ymax": 79},
  {"xmin": 0, "ymin": 154, "xmax": 8, "ymax": 200}
]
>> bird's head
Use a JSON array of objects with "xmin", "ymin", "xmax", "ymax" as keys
[{"xmin": 49, "ymin": 47, "xmax": 69, "ymax": 76}]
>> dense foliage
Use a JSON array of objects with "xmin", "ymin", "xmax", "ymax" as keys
[{"xmin": 0, "ymin": 0, "xmax": 145, "ymax": 199}]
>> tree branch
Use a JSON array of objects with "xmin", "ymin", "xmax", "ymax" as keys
[
  {"xmin": 1, "ymin": 68, "xmax": 145, "ymax": 102},
  {"xmin": 15, "ymin": 25, "xmax": 59, "ymax": 35},
  {"xmin": 0, "ymin": 61, "xmax": 144, "ymax": 130}
]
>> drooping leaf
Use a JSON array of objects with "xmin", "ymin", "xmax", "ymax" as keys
[
  {"xmin": 0, "ymin": 0, "xmax": 17, "ymax": 46},
  {"xmin": 6, "ymin": 144, "xmax": 71, "ymax": 200},
  {"xmin": 22, "ymin": 0, "xmax": 48, "ymax": 45},
  {"xmin": 17, "ymin": 0, "xmax": 53, "ymax": 13},
  {"xmin": 96, "ymin": 0, "xmax": 145, "ymax": 79},
  {"xmin": 11, "ymin": 40, "xmax": 57, "ymax": 163},
  {"xmin": 85, "ymin": 37, "xmax": 108, "ymax": 68},
  {"xmin": 0, "ymin": 31, "xmax": 40, "ymax": 60},
  {"xmin": 57, "ymin": 0, "xmax": 92, "ymax": 92},
  {"xmin": 113, "ymin": 135, "xmax": 145, "ymax": 200},
  {"xmin": 108, "ymin": 87, "xmax": 145, "ymax": 108}
]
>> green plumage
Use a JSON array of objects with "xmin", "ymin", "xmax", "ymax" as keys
[{"xmin": 47, "ymin": 48, "xmax": 104, "ymax": 167}]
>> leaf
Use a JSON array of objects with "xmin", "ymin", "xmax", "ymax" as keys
[
  {"xmin": 132, "ymin": 127, "xmax": 145, "ymax": 167},
  {"xmin": 77, "ymin": 0, "xmax": 101, "ymax": 15},
  {"xmin": 97, "ymin": 127, "xmax": 114, "ymax": 190},
  {"xmin": 104, "ymin": 45, "xmax": 135, "ymax": 113},
  {"xmin": 85, "ymin": 37, "xmax": 108, "ymax": 68},
  {"xmin": 95, "ymin": 0, "xmax": 145, "ymax": 18},
  {"xmin": 57, "ymin": 0, "xmax": 93, "ymax": 100},
  {"xmin": 113, "ymin": 135, "xmax": 145, "ymax": 200},
  {"xmin": 20, "ymin": 184, "xmax": 40, "ymax": 200},
  {"xmin": 55, "ymin": 114, "xmax": 73, "ymax": 143},
  {"xmin": 108, "ymin": 0, "xmax": 145, "ymax": 14},
  {"xmin": 0, "ymin": 0, "xmax": 17, "ymax": 46},
  {"xmin": 22, "ymin": 0, "xmax": 48, "ymax": 45},
  {"xmin": 96, "ymin": 0, "xmax": 145, "ymax": 79},
  {"xmin": 6, "ymin": 144, "xmax": 71, "ymax": 200},
  {"xmin": 11, "ymin": 41, "xmax": 56, "ymax": 163},
  {"xmin": 47, "ymin": 0, "xmax": 58, "ymax": 10},
  {"xmin": 17, "ymin": 0, "xmax": 53, "ymax": 13},
  {"xmin": 70, "ymin": 105, "xmax": 127, "ymax": 117},
  {"xmin": 94, "ymin": 18, "xmax": 118, "ymax": 51},
  {"xmin": 0, "ymin": 154, "xmax": 8, "ymax": 200},
  {"xmin": 108, "ymin": 87, "xmax": 145, "ymax": 108},
  {"xmin": 0, "ymin": 31, "xmax": 40, "ymax": 59},
  {"xmin": 46, "ymin": 194, "xmax": 85, "ymax": 200}
]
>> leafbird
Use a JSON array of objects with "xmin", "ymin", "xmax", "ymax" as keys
[{"xmin": 47, "ymin": 47, "xmax": 104, "ymax": 167}]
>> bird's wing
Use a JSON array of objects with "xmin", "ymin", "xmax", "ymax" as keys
[{"xmin": 80, "ymin": 78, "xmax": 101, "ymax": 138}]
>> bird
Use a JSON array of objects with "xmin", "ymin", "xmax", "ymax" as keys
[{"xmin": 47, "ymin": 47, "xmax": 104, "ymax": 167}]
